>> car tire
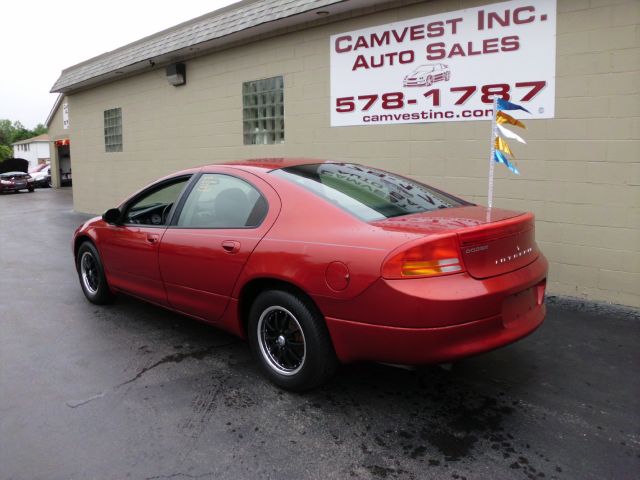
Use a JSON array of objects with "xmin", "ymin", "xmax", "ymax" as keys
[
  {"xmin": 248, "ymin": 290, "xmax": 338, "ymax": 391},
  {"xmin": 426, "ymin": 75, "xmax": 433, "ymax": 86},
  {"xmin": 76, "ymin": 242, "xmax": 115, "ymax": 304},
  {"xmin": 445, "ymin": 71, "xmax": 451, "ymax": 81},
  {"xmin": 28, "ymin": 187, "xmax": 34, "ymax": 193}
]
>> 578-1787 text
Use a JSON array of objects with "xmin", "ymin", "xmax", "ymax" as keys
[{"xmin": 335, "ymin": 81, "xmax": 546, "ymax": 113}]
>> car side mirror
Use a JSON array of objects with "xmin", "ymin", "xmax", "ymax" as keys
[{"xmin": 102, "ymin": 208, "xmax": 122, "ymax": 225}]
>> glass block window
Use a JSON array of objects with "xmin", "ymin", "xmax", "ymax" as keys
[
  {"xmin": 104, "ymin": 107, "xmax": 123, "ymax": 152},
  {"xmin": 243, "ymin": 76, "xmax": 284, "ymax": 145}
]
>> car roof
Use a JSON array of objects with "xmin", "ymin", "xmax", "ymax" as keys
[
  {"xmin": 153, "ymin": 158, "xmax": 337, "ymax": 184},
  {"xmin": 201, "ymin": 158, "xmax": 338, "ymax": 172}
]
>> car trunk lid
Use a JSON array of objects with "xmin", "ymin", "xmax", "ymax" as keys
[
  {"xmin": 457, "ymin": 212, "xmax": 538, "ymax": 279},
  {"xmin": 372, "ymin": 206, "xmax": 539, "ymax": 279}
]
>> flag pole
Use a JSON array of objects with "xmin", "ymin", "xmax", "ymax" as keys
[{"xmin": 487, "ymin": 97, "xmax": 498, "ymax": 215}]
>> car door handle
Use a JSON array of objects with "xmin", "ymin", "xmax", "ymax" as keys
[
  {"xmin": 146, "ymin": 234, "xmax": 160, "ymax": 244},
  {"xmin": 221, "ymin": 240, "xmax": 240, "ymax": 253}
]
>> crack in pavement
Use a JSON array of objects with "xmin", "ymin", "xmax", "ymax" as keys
[
  {"xmin": 145, "ymin": 471, "xmax": 216, "ymax": 480},
  {"xmin": 65, "ymin": 340, "xmax": 238, "ymax": 408},
  {"xmin": 66, "ymin": 391, "xmax": 106, "ymax": 408},
  {"xmin": 116, "ymin": 341, "xmax": 238, "ymax": 388}
]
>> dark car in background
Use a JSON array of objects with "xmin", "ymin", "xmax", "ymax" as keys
[{"xmin": 0, "ymin": 172, "xmax": 35, "ymax": 193}]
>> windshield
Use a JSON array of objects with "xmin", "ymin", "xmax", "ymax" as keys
[
  {"xmin": 272, "ymin": 163, "xmax": 467, "ymax": 222},
  {"xmin": 29, "ymin": 164, "xmax": 47, "ymax": 173}
]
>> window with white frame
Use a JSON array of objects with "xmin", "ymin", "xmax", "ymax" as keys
[
  {"xmin": 242, "ymin": 76, "xmax": 284, "ymax": 145},
  {"xmin": 104, "ymin": 107, "xmax": 123, "ymax": 152}
]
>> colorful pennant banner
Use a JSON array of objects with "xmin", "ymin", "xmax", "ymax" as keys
[
  {"xmin": 487, "ymin": 97, "xmax": 530, "ymax": 210},
  {"xmin": 495, "ymin": 136, "xmax": 514, "ymax": 158},
  {"xmin": 494, "ymin": 150, "xmax": 520, "ymax": 175},
  {"xmin": 496, "ymin": 124, "xmax": 526, "ymax": 144},
  {"xmin": 496, "ymin": 110, "xmax": 526, "ymax": 129},
  {"xmin": 497, "ymin": 98, "xmax": 531, "ymax": 113}
]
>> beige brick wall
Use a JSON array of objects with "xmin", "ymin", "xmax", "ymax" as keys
[{"xmin": 62, "ymin": 0, "xmax": 640, "ymax": 307}]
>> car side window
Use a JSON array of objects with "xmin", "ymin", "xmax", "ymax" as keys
[
  {"xmin": 124, "ymin": 177, "xmax": 190, "ymax": 226},
  {"xmin": 176, "ymin": 174, "xmax": 267, "ymax": 229}
]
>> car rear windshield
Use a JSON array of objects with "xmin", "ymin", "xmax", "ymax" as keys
[{"xmin": 271, "ymin": 163, "xmax": 467, "ymax": 221}]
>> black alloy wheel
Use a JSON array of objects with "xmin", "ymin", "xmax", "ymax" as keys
[
  {"xmin": 248, "ymin": 290, "xmax": 338, "ymax": 391},
  {"xmin": 258, "ymin": 305, "xmax": 306, "ymax": 375},
  {"xmin": 76, "ymin": 242, "xmax": 115, "ymax": 304}
]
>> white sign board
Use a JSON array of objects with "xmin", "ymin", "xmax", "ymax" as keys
[
  {"xmin": 330, "ymin": 0, "xmax": 556, "ymax": 126},
  {"xmin": 62, "ymin": 103, "xmax": 69, "ymax": 130}
]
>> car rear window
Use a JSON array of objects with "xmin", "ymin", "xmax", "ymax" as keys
[{"xmin": 271, "ymin": 163, "xmax": 467, "ymax": 221}]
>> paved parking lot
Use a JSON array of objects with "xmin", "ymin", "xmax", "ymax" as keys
[{"xmin": 1, "ymin": 188, "xmax": 639, "ymax": 480}]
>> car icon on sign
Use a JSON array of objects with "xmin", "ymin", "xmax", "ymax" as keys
[{"xmin": 403, "ymin": 63, "xmax": 451, "ymax": 87}]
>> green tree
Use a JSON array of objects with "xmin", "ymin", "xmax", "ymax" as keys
[
  {"xmin": 32, "ymin": 124, "xmax": 48, "ymax": 136},
  {"xmin": 0, "ymin": 119, "xmax": 48, "ymax": 160},
  {"xmin": 0, "ymin": 144, "xmax": 12, "ymax": 162},
  {"xmin": 0, "ymin": 119, "xmax": 14, "ymax": 146},
  {"xmin": 10, "ymin": 121, "xmax": 32, "ymax": 144}
]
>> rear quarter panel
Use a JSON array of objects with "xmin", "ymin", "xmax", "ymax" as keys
[{"xmin": 232, "ymin": 173, "xmax": 421, "ymax": 309}]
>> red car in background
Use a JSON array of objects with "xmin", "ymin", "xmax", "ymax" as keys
[
  {"xmin": 73, "ymin": 159, "xmax": 547, "ymax": 390},
  {"xmin": 0, "ymin": 171, "xmax": 35, "ymax": 193}
]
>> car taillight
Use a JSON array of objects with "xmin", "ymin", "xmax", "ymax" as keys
[{"xmin": 382, "ymin": 234, "xmax": 464, "ymax": 279}]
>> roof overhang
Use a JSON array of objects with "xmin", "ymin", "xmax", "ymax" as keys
[
  {"xmin": 45, "ymin": 94, "xmax": 64, "ymax": 128},
  {"xmin": 51, "ymin": 0, "xmax": 402, "ymax": 94},
  {"xmin": 12, "ymin": 134, "xmax": 51, "ymax": 146}
]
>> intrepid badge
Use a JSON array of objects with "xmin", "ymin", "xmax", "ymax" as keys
[{"xmin": 495, "ymin": 245, "xmax": 534, "ymax": 265}]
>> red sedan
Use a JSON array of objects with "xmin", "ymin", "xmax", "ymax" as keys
[
  {"xmin": 0, "ymin": 171, "xmax": 35, "ymax": 193},
  {"xmin": 73, "ymin": 159, "xmax": 547, "ymax": 390}
]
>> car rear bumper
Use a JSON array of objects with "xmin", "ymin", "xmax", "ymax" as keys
[
  {"xmin": 0, "ymin": 185, "xmax": 25, "ymax": 192},
  {"xmin": 323, "ymin": 255, "xmax": 548, "ymax": 364},
  {"xmin": 326, "ymin": 299, "xmax": 544, "ymax": 364}
]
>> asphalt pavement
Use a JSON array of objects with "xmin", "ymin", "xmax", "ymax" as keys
[{"xmin": 1, "ymin": 188, "xmax": 638, "ymax": 480}]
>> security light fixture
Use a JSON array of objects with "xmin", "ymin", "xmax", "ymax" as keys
[{"xmin": 166, "ymin": 63, "xmax": 186, "ymax": 87}]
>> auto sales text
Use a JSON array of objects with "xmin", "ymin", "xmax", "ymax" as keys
[{"xmin": 333, "ymin": 5, "xmax": 546, "ymax": 71}]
